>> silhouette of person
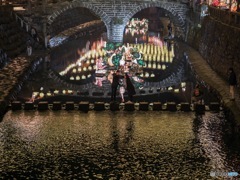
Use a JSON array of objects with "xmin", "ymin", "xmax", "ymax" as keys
[
  {"xmin": 111, "ymin": 70, "xmax": 120, "ymax": 102},
  {"xmin": 125, "ymin": 73, "xmax": 136, "ymax": 102},
  {"xmin": 228, "ymin": 67, "xmax": 237, "ymax": 100}
]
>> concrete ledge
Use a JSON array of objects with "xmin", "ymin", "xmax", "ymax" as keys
[
  {"xmin": 167, "ymin": 102, "xmax": 177, "ymax": 111},
  {"xmin": 65, "ymin": 101, "xmax": 75, "ymax": 110},
  {"xmin": 38, "ymin": 101, "xmax": 49, "ymax": 111},
  {"xmin": 52, "ymin": 101, "xmax": 62, "ymax": 111},
  {"xmin": 11, "ymin": 101, "xmax": 22, "ymax": 111},
  {"xmin": 139, "ymin": 102, "xmax": 149, "ymax": 111},
  {"xmin": 110, "ymin": 102, "xmax": 120, "ymax": 111},
  {"xmin": 24, "ymin": 101, "xmax": 34, "ymax": 110},
  {"xmin": 152, "ymin": 102, "xmax": 162, "ymax": 111},
  {"xmin": 180, "ymin": 102, "xmax": 191, "ymax": 112},
  {"xmin": 124, "ymin": 102, "xmax": 135, "ymax": 111},
  {"xmin": 79, "ymin": 101, "xmax": 90, "ymax": 112}
]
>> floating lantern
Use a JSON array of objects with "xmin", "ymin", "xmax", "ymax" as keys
[
  {"xmin": 76, "ymin": 76, "xmax": 80, "ymax": 80},
  {"xmin": 70, "ymin": 76, "xmax": 74, "ymax": 80}
]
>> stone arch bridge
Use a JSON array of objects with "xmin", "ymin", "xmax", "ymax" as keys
[{"xmin": 46, "ymin": 0, "xmax": 189, "ymax": 42}]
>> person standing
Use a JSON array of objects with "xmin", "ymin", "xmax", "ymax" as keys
[
  {"xmin": 228, "ymin": 67, "xmax": 237, "ymax": 100},
  {"xmin": 27, "ymin": 45, "xmax": 32, "ymax": 56},
  {"xmin": 119, "ymin": 77, "xmax": 125, "ymax": 103},
  {"xmin": 191, "ymin": 83, "xmax": 203, "ymax": 104},
  {"xmin": 125, "ymin": 73, "xmax": 136, "ymax": 102},
  {"xmin": 111, "ymin": 70, "xmax": 120, "ymax": 102}
]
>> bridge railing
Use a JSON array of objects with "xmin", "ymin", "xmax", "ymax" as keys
[
  {"xmin": 11, "ymin": 12, "xmax": 45, "ymax": 48},
  {"xmin": 209, "ymin": 6, "xmax": 240, "ymax": 28}
]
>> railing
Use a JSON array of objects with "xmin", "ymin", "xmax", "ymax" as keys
[
  {"xmin": 209, "ymin": 6, "xmax": 240, "ymax": 28},
  {"xmin": 11, "ymin": 12, "xmax": 45, "ymax": 47}
]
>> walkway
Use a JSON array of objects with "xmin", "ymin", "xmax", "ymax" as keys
[{"xmin": 182, "ymin": 42, "xmax": 240, "ymax": 127}]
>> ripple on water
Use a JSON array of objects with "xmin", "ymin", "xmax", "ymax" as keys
[{"xmin": 0, "ymin": 110, "xmax": 239, "ymax": 179}]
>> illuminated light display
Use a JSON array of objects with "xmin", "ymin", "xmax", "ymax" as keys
[
  {"xmin": 56, "ymin": 38, "xmax": 175, "ymax": 88},
  {"xmin": 125, "ymin": 18, "xmax": 148, "ymax": 36}
]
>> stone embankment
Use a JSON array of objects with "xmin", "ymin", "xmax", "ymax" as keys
[
  {"xmin": 0, "ymin": 52, "xmax": 44, "ymax": 117},
  {"xmin": 183, "ymin": 42, "xmax": 240, "ymax": 131}
]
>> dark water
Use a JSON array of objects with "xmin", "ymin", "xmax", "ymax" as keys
[{"xmin": 0, "ymin": 111, "xmax": 239, "ymax": 179}]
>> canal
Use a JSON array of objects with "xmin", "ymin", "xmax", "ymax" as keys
[{"xmin": 0, "ymin": 111, "xmax": 239, "ymax": 179}]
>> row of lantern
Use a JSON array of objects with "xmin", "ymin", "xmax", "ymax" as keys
[
  {"xmin": 34, "ymin": 89, "xmax": 75, "ymax": 98},
  {"xmin": 130, "ymin": 43, "xmax": 175, "ymax": 57},
  {"xmin": 60, "ymin": 49, "xmax": 105, "ymax": 76},
  {"xmin": 71, "ymin": 65, "xmax": 96, "ymax": 73},
  {"xmin": 143, "ymin": 62, "xmax": 167, "ymax": 69},
  {"xmin": 142, "ymin": 54, "xmax": 173, "ymax": 63},
  {"xmin": 69, "ymin": 74, "xmax": 92, "ymax": 81},
  {"xmin": 139, "ymin": 72, "xmax": 155, "ymax": 78},
  {"xmin": 81, "ymin": 49, "xmax": 106, "ymax": 60}
]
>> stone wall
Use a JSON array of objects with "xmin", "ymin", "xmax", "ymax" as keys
[{"xmin": 186, "ymin": 16, "xmax": 240, "ymax": 85}]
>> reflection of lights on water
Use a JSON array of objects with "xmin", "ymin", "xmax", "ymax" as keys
[{"xmin": 198, "ymin": 113, "xmax": 231, "ymax": 172}]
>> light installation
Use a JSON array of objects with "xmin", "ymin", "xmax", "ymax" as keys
[
  {"xmin": 125, "ymin": 18, "xmax": 148, "ymax": 36},
  {"xmin": 58, "ymin": 39, "xmax": 175, "ymax": 88}
]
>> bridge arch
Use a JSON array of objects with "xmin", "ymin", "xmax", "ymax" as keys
[
  {"xmin": 46, "ymin": 1, "xmax": 188, "ymax": 42},
  {"xmin": 122, "ymin": 2, "xmax": 188, "ymax": 40},
  {"xmin": 46, "ymin": 1, "xmax": 111, "ymax": 37}
]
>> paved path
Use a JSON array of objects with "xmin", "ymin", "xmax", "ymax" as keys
[{"xmin": 182, "ymin": 42, "xmax": 240, "ymax": 127}]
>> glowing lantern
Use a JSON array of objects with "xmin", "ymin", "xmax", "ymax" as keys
[
  {"xmin": 162, "ymin": 64, "xmax": 166, "ymax": 70},
  {"xmin": 39, "ymin": 92, "xmax": 44, "ymax": 98},
  {"xmin": 150, "ymin": 73, "xmax": 155, "ymax": 77},
  {"xmin": 145, "ymin": 72, "xmax": 149, "ymax": 78}
]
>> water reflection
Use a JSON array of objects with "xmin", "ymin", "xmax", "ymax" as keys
[{"xmin": 0, "ymin": 111, "xmax": 239, "ymax": 179}]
